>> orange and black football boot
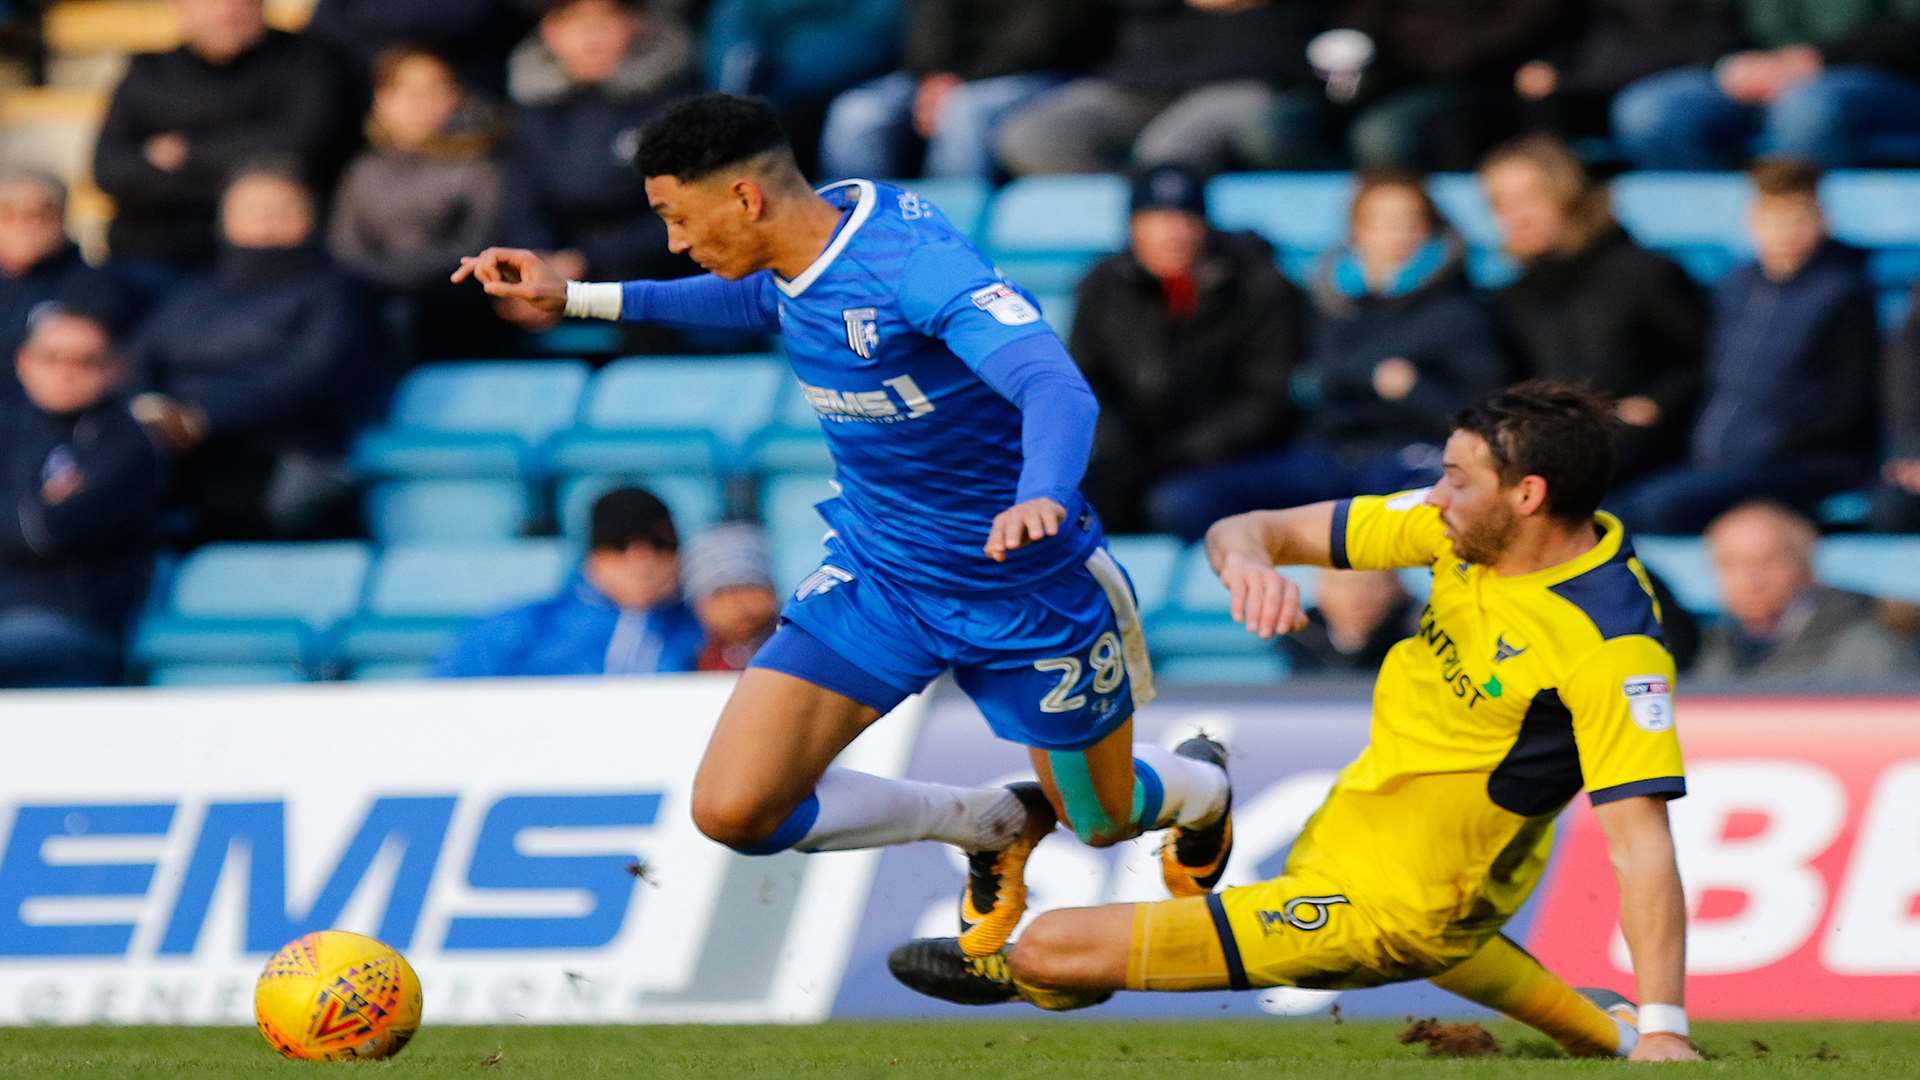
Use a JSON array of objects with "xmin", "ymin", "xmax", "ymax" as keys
[
  {"xmin": 957, "ymin": 782, "xmax": 1056, "ymax": 958},
  {"xmin": 1159, "ymin": 735, "xmax": 1233, "ymax": 897}
]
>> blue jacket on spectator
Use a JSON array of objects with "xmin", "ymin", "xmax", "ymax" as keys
[
  {"xmin": 1693, "ymin": 239, "xmax": 1881, "ymax": 467},
  {"xmin": 1, "ymin": 244, "xmax": 128, "ymax": 403},
  {"xmin": 0, "ymin": 392, "xmax": 162, "ymax": 633},
  {"xmin": 432, "ymin": 571, "xmax": 704, "ymax": 678}
]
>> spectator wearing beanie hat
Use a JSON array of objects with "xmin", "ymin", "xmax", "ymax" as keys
[{"xmin": 682, "ymin": 521, "xmax": 779, "ymax": 673}]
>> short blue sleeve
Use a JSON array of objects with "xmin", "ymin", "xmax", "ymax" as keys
[{"xmin": 895, "ymin": 241, "xmax": 1054, "ymax": 369}]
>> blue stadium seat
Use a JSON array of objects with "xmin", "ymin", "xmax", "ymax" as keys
[
  {"xmin": 890, "ymin": 176, "xmax": 991, "ymax": 240},
  {"xmin": 1815, "ymin": 536, "xmax": 1920, "ymax": 603},
  {"xmin": 1207, "ymin": 172, "xmax": 1350, "ymax": 257},
  {"xmin": 365, "ymin": 479, "xmax": 533, "ymax": 544},
  {"xmin": 557, "ymin": 473, "xmax": 727, "ymax": 545},
  {"xmin": 352, "ymin": 362, "xmax": 589, "ymax": 479},
  {"xmin": 1144, "ymin": 548, "xmax": 1316, "ymax": 660},
  {"xmin": 1153, "ymin": 653, "xmax": 1289, "ymax": 684},
  {"xmin": 762, "ymin": 474, "xmax": 837, "ymax": 589},
  {"xmin": 1631, "ymin": 536, "xmax": 1718, "ymax": 616},
  {"xmin": 1879, "ymin": 288, "xmax": 1913, "ymax": 333},
  {"xmin": 1038, "ymin": 291, "xmax": 1077, "ymax": 337},
  {"xmin": 1427, "ymin": 173, "xmax": 1501, "ymax": 250},
  {"xmin": 544, "ymin": 355, "xmax": 785, "ymax": 476},
  {"xmin": 1103, "ymin": 534, "xmax": 1184, "ymax": 617},
  {"xmin": 338, "ymin": 540, "xmax": 572, "ymax": 665},
  {"xmin": 986, "ymin": 174, "xmax": 1128, "ymax": 293},
  {"xmin": 744, "ymin": 375, "xmax": 832, "ymax": 475},
  {"xmin": 134, "ymin": 542, "xmax": 373, "ymax": 676},
  {"xmin": 347, "ymin": 661, "xmax": 432, "ymax": 681},
  {"xmin": 1610, "ymin": 173, "xmax": 1751, "ymax": 255},
  {"xmin": 148, "ymin": 663, "xmax": 308, "ymax": 687}
]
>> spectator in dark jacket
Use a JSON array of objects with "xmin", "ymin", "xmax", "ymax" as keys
[
  {"xmin": 1277, "ymin": 569, "xmax": 1420, "ymax": 675},
  {"xmin": 91, "ymin": 0, "xmax": 348, "ymax": 301},
  {"xmin": 306, "ymin": 0, "xmax": 538, "ymax": 102},
  {"xmin": 1872, "ymin": 285, "xmax": 1920, "ymax": 531},
  {"xmin": 997, "ymin": 0, "xmax": 1323, "ymax": 175},
  {"xmin": 1296, "ymin": 172, "xmax": 1506, "ymax": 494},
  {"xmin": 1695, "ymin": 501, "xmax": 1913, "ymax": 682},
  {"xmin": 1249, "ymin": 0, "xmax": 1564, "ymax": 171},
  {"xmin": 1512, "ymin": 0, "xmax": 1740, "ymax": 142},
  {"xmin": 1618, "ymin": 161, "xmax": 1880, "ymax": 534},
  {"xmin": 0, "ymin": 305, "xmax": 162, "ymax": 688},
  {"xmin": 682, "ymin": 521, "xmax": 779, "ymax": 672},
  {"xmin": 1481, "ymin": 134, "xmax": 1707, "ymax": 483},
  {"xmin": 132, "ymin": 166, "xmax": 379, "ymax": 542},
  {"xmin": 1613, "ymin": 0, "xmax": 1920, "ymax": 169},
  {"xmin": 497, "ymin": 0, "xmax": 697, "ymax": 334},
  {"xmin": 0, "ymin": 169, "xmax": 128, "ymax": 403},
  {"xmin": 818, "ymin": 0, "xmax": 1107, "ymax": 180},
  {"xmin": 434, "ymin": 486, "xmax": 703, "ymax": 677},
  {"xmin": 330, "ymin": 47, "xmax": 508, "ymax": 361},
  {"xmin": 1069, "ymin": 165, "xmax": 1309, "ymax": 538}
]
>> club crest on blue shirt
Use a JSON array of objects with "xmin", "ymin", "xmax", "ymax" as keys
[{"xmin": 843, "ymin": 307, "xmax": 880, "ymax": 358}]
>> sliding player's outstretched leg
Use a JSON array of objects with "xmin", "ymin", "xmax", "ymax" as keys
[{"xmin": 1427, "ymin": 934, "xmax": 1639, "ymax": 1058}]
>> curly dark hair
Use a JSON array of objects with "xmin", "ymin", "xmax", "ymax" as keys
[
  {"xmin": 1452, "ymin": 380, "xmax": 1618, "ymax": 524},
  {"xmin": 633, "ymin": 93, "xmax": 792, "ymax": 182}
]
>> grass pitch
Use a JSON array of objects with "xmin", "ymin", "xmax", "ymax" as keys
[{"xmin": 0, "ymin": 1020, "xmax": 1911, "ymax": 1078}]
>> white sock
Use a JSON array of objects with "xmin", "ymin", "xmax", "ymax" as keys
[
  {"xmin": 794, "ymin": 768, "xmax": 1029, "ymax": 852},
  {"xmin": 1133, "ymin": 743, "xmax": 1228, "ymax": 830}
]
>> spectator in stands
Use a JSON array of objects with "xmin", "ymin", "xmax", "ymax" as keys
[
  {"xmin": 131, "ymin": 164, "xmax": 379, "ymax": 542},
  {"xmin": 433, "ymin": 486, "xmax": 703, "ymax": 677},
  {"xmin": 1069, "ymin": 165, "xmax": 1309, "ymax": 539},
  {"xmin": 997, "ymin": 0, "xmax": 1323, "ymax": 176},
  {"xmin": 1695, "ymin": 501, "xmax": 1913, "ymax": 682},
  {"xmin": 1277, "ymin": 569, "xmax": 1419, "ymax": 675},
  {"xmin": 1481, "ymin": 135, "xmax": 1706, "ymax": 484},
  {"xmin": 682, "ymin": 521, "xmax": 779, "ymax": 672},
  {"xmin": 92, "ymin": 0, "xmax": 348, "ymax": 303},
  {"xmin": 1612, "ymin": 0, "xmax": 1920, "ymax": 170},
  {"xmin": 498, "ymin": 0, "xmax": 697, "ymax": 334},
  {"xmin": 1295, "ymin": 172, "xmax": 1505, "ymax": 494},
  {"xmin": 0, "ymin": 304, "xmax": 162, "ymax": 689},
  {"xmin": 306, "ymin": 0, "xmax": 538, "ymax": 102},
  {"xmin": 1616, "ymin": 161, "xmax": 1879, "ymax": 535},
  {"xmin": 704, "ymin": 0, "xmax": 902, "ymax": 176},
  {"xmin": 1510, "ymin": 0, "xmax": 1740, "ymax": 143},
  {"xmin": 818, "ymin": 0, "xmax": 1106, "ymax": 181},
  {"xmin": 1873, "ymin": 285, "xmax": 1920, "ymax": 532},
  {"xmin": 0, "ymin": 168, "xmax": 126, "ymax": 402},
  {"xmin": 330, "ymin": 47, "xmax": 508, "ymax": 361},
  {"xmin": 1247, "ymin": 0, "xmax": 1563, "ymax": 171}
]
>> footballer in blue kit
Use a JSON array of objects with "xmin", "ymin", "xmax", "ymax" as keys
[{"xmin": 456, "ymin": 94, "xmax": 1234, "ymax": 974}]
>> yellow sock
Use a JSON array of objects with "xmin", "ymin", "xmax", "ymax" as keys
[{"xmin": 1427, "ymin": 935, "xmax": 1628, "ymax": 1057}]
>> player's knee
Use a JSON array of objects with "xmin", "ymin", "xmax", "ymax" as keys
[
  {"xmin": 1009, "ymin": 912, "xmax": 1079, "ymax": 988},
  {"xmin": 689, "ymin": 787, "xmax": 787, "ymax": 852},
  {"xmin": 1072, "ymin": 822, "xmax": 1131, "ymax": 849}
]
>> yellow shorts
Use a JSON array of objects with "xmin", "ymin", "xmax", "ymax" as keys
[{"xmin": 1126, "ymin": 872, "xmax": 1469, "ymax": 992}]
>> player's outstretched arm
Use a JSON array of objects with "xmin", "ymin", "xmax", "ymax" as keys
[
  {"xmin": 1204, "ymin": 504, "xmax": 1335, "ymax": 638},
  {"xmin": 451, "ymin": 247, "xmax": 567, "ymax": 312},
  {"xmin": 1592, "ymin": 795, "xmax": 1702, "ymax": 1062}
]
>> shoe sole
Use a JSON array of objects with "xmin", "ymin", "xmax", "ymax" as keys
[{"xmin": 888, "ymin": 938, "xmax": 1017, "ymax": 1006}]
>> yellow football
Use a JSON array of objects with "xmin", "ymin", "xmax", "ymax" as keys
[{"xmin": 254, "ymin": 930, "xmax": 423, "ymax": 1061}]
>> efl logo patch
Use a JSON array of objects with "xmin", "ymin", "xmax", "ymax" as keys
[
  {"xmin": 969, "ymin": 283, "xmax": 1040, "ymax": 326},
  {"xmin": 1623, "ymin": 675, "xmax": 1673, "ymax": 732}
]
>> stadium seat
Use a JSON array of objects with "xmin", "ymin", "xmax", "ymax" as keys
[
  {"xmin": 148, "ymin": 663, "xmax": 307, "ymax": 687},
  {"xmin": 1144, "ymin": 548, "xmax": 1316, "ymax": 661},
  {"xmin": 346, "ymin": 661, "xmax": 432, "ymax": 682},
  {"xmin": 1610, "ymin": 172, "xmax": 1750, "ymax": 283},
  {"xmin": 557, "ymin": 473, "xmax": 727, "ymax": 545},
  {"xmin": 1153, "ymin": 652, "xmax": 1289, "ymax": 684},
  {"xmin": 1815, "ymin": 536, "xmax": 1920, "ymax": 603},
  {"xmin": 133, "ymin": 542, "xmax": 373, "ymax": 676},
  {"xmin": 762, "ymin": 474, "xmax": 838, "ymax": 589},
  {"xmin": 1207, "ymin": 172, "xmax": 1350, "ymax": 258},
  {"xmin": 352, "ymin": 362, "xmax": 589, "ymax": 479},
  {"xmin": 890, "ymin": 176, "xmax": 990, "ymax": 241},
  {"xmin": 544, "ymin": 355, "xmax": 785, "ymax": 476},
  {"xmin": 1427, "ymin": 173, "xmax": 1501, "ymax": 250},
  {"xmin": 1037, "ymin": 291, "xmax": 1077, "ymax": 337},
  {"xmin": 744, "ymin": 375, "xmax": 832, "ymax": 475},
  {"xmin": 1103, "ymin": 535, "xmax": 1184, "ymax": 618},
  {"xmin": 985, "ymin": 174, "xmax": 1128, "ymax": 293},
  {"xmin": 338, "ymin": 540, "xmax": 572, "ymax": 665},
  {"xmin": 365, "ymin": 479, "xmax": 533, "ymax": 544},
  {"xmin": 1631, "ymin": 536, "xmax": 1719, "ymax": 616}
]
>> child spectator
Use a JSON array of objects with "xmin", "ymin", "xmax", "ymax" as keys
[
  {"xmin": 1617, "ymin": 161, "xmax": 1879, "ymax": 534},
  {"xmin": 330, "ymin": 47, "xmax": 508, "ymax": 361},
  {"xmin": 131, "ymin": 165, "xmax": 380, "ymax": 541},
  {"xmin": 0, "ymin": 304, "xmax": 162, "ymax": 688},
  {"xmin": 1481, "ymin": 134, "xmax": 1707, "ymax": 484},
  {"xmin": 433, "ymin": 486, "xmax": 703, "ymax": 677},
  {"xmin": 682, "ymin": 522, "xmax": 780, "ymax": 672}
]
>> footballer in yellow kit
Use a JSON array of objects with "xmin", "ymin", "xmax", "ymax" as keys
[{"xmin": 890, "ymin": 382, "xmax": 1701, "ymax": 1062}]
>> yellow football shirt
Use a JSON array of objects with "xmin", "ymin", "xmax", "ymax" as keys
[{"xmin": 1286, "ymin": 489, "xmax": 1686, "ymax": 946}]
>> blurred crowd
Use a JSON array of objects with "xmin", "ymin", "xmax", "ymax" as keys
[{"xmin": 3, "ymin": 0, "xmax": 1920, "ymax": 687}]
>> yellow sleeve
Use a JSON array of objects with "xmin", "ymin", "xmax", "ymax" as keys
[
  {"xmin": 1329, "ymin": 489, "xmax": 1450, "ymax": 571},
  {"xmin": 1563, "ymin": 636, "xmax": 1686, "ymax": 806}
]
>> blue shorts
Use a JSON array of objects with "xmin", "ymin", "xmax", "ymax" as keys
[{"xmin": 751, "ymin": 535, "xmax": 1156, "ymax": 751}]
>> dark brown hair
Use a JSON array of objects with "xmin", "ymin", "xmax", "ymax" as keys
[
  {"xmin": 1349, "ymin": 169, "xmax": 1444, "ymax": 232},
  {"xmin": 1452, "ymin": 380, "xmax": 1618, "ymax": 524},
  {"xmin": 1750, "ymin": 157, "xmax": 1822, "ymax": 200},
  {"xmin": 371, "ymin": 45, "xmax": 458, "ymax": 91}
]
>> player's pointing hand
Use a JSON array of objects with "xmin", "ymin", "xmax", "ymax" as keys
[
  {"xmin": 450, "ymin": 247, "xmax": 568, "ymax": 314},
  {"xmin": 984, "ymin": 497, "xmax": 1066, "ymax": 562},
  {"xmin": 1220, "ymin": 553, "xmax": 1308, "ymax": 639}
]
